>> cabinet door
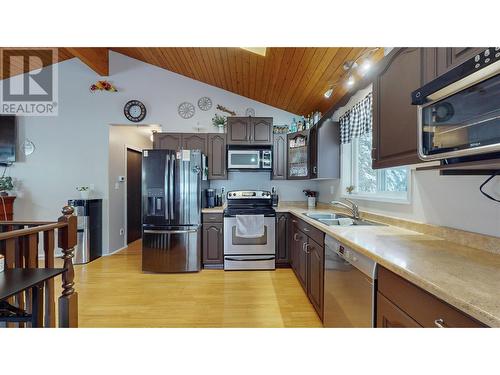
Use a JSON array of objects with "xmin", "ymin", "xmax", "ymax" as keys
[
  {"xmin": 307, "ymin": 237, "xmax": 324, "ymax": 319},
  {"xmin": 309, "ymin": 125, "xmax": 318, "ymax": 178},
  {"xmin": 287, "ymin": 131, "xmax": 310, "ymax": 180},
  {"xmin": 182, "ymin": 133, "xmax": 207, "ymax": 154},
  {"xmin": 376, "ymin": 292, "xmax": 421, "ymax": 328},
  {"xmin": 202, "ymin": 223, "xmax": 223, "ymax": 265},
  {"xmin": 153, "ymin": 133, "xmax": 182, "ymax": 150},
  {"xmin": 251, "ymin": 117, "xmax": 273, "ymax": 145},
  {"xmin": 291, "ymin": 225, "xmax": 307, "ymax": 291},
  {"xmin": 436, "ymin": 47, "xmax": 485, "ymax": 76},
  {"xmin": 227, "ymin": 117, "xmax": 250, "ymax": 144},
  {"xmin": 207, "ymin": 134, "xmax": 227, "ymax": 180},
  {"xmin": 276, "ymin": 213, "xmax": 290, "ymax": 266},
  {"xmin": 272, "ymin": 133, "xmax": 287, "ymax": 180},
  {"xmin": 372, "ymin": 48, "xmax": 424, "ymax": 169}
]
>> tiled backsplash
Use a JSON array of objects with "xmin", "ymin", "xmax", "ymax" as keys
[{"xmin": 209, "ymin": 172, "xmax": 320, "ymax": 201}]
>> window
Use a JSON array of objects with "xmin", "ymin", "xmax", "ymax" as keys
[{"xmin": 341, "ymin": 131, "xmax": 410, "ymax": 202}]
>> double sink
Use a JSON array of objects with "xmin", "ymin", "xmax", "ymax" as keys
[{"xmin": 303, "ymin": 212, "xmax": 385, "ymax": 226}]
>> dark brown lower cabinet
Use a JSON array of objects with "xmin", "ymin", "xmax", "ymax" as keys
[
  {"xmin": 377, "ymin": 292, "xmax": 422, "ymax": 328},
  {"xmin": 306, "ymin": 237, "xmax": 324, "ymax": 320},
  {"xmin": 275, "ymin": 213, "xmax": 290, "ymax": 267},
  {"xmin": 202, "ymin": 220, "xmax": 224, "ymax": 269},
  {"xmin": 290, "ymin": 215, "xmax": 325, "ymax": 320},
  {"xmin": 377, "ymin": 266, "xmax": 486, "ymax": 328}
]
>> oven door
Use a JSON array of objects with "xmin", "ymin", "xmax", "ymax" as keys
[
  {"xmin": 223, "ymin": 216, "xmax": 275, "ymax": 255},
  {"xmin": 227, "ymin": 150, "xmax": 261, "ymax": 169},
  {"xmin": 417, "ymin": 60, "xmax": 500, "ymax": 161}
]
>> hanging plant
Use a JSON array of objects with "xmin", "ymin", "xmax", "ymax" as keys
[{"xmin": 90, "ymin": 80, "xmax": 118, "ymax": 92}]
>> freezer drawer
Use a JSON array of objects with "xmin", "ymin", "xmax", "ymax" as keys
[
  {"xmin": 142, "ymin": 226, "xmax": 201, "ymax": 273},
  {"xmin": 224, "ymin": 255, "xmax": 275, "ymax": 270}
]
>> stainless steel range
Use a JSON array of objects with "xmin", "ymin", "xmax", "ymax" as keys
[{"xmin": 223, "ymin": 190, "xmax": 276, "ymax": 270}]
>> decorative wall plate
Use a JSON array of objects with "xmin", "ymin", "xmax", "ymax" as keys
[
  {"xmin": 245, "ymin": 107, "xmax": 256, "ymax": 117},
  {"xmin": 178, "ymin": 102, "xmax": 196, "ymax": 119},
  {"xmin": 22, "ymin": 139, "xmax": 35, "ymax": 156},
  {"xmin": 197, "ymin": 97, "xmax": 212, "ymax": 111},
  {"xmin": 124, "ymin": 100, "xmax": 147, "ymax": 122}
]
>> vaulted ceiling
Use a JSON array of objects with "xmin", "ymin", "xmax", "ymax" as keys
[{"xmin": 0, "ymin": 47, "xmax": 384, "ymax": 115}]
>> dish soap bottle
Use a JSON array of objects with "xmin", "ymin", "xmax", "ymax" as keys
[{"xmin": 290, "ymin": 118, "xmax": 297, "ymax": 133}]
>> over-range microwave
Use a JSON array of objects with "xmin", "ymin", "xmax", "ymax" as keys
[
  {"xmin": 227, "ymin": 147, "xmax": 272, "ymax": 170},
  {"xmin": 412, "ymin": 47, "xmax": 500, "ymax": 161}
]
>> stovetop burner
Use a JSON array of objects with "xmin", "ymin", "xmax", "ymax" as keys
[{"xmin": 225, "ymin": 190, "xmax": 275, "ymax": 217}]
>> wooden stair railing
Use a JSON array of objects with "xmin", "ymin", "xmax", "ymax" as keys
[{"xmin": 0, "ymin": 206, "xmax": 78, "ymax": 328}]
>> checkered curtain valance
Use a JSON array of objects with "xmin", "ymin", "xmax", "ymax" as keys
[{"xmin": 339, "ymin": 92, "xmax": 372, "ymax": 144}]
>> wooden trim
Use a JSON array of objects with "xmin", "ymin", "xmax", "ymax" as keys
[{"xmin": 66, "ymin": 47, "xmax": 109, "ymax": 76}]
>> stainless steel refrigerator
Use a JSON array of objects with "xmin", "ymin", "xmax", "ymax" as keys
[{"xmin": 142, "ymin": 149, "xmax": 207, "ymax": 273}]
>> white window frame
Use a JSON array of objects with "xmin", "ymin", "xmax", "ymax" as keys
[{"xmin": 340, "ymin": 139, "xmax": 412, "ymax": 204}]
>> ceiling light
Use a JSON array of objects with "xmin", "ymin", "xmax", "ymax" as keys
[
  {"xmin": 360, "ymin": 60, "xmax": 372, "ymax": 74},
  {"xmin": 324, "ymin": 88, "xmax": 334, "ymax": 98},
  {"xmin": 346, "ymin": 76, "xmax": 355, "ymax": 87},
  {"xmin": 241, "ymin": 47, "xmax": 267, "ymax": 57}
]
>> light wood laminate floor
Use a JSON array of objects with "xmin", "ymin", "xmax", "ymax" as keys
[{"xmin": 55, "ymin": 240, "xmax": 323, "ymax": 328}]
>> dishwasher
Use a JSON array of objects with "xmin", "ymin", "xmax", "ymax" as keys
[{"xmin": 323, "ymin": 235, "xmax": 377, "ymax": 328}]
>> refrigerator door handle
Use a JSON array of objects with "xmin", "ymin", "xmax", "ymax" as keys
[
  {"xmin": 144, "ymin": 229, "xmax": 198, "ymax": 234},
  {"xmin": 165, "ymin": 153, "xmax": 170, "ymax": 221},
  {"xmin": 170, "ymin": 153, "xmax": 175, "ymax": 219}
]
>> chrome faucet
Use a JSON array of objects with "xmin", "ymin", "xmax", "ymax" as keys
[{"xmin": 331, "ymin": 199, "xmax": 360, "ymax": 220}]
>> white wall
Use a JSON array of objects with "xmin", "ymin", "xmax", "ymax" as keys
[
  {"xmin": 2, "ymin": 51, "xmax": 301, "ymax": 254},
  {"xmin": 317, "ymin": 86, "xmax": 500, "ymax": 238},
  {"xmin": 108, "ymin": 125, "xmax": 153, "ymax": 252}
]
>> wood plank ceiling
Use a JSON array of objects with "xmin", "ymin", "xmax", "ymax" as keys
[
  {"xmin": 0, "ymin": 48, "xmax": 74, "ymax": 80},
  {"xmin": 0, "ymin": 47, "xmax": 384, "ymax": 115},
  {"xmin": 111, "ymin": 47, "xmax": 384, "ymax": 115}
]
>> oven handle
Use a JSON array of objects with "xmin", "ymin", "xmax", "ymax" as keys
[
  {"xmin": 144, "ymin": 229, "xmax": 198, "ymax": 234},
  {"xmin": 225, "ymin": 256, "xmax": 275, "ymax": 262}
]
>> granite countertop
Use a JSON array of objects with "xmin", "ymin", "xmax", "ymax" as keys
[
  {"xmin": 201, "ymin": 202, "xmax": 500, "ymax": 326},
  {"xmin": 277, "ymin": 203, "xmax": 500, "ymax": 327}
]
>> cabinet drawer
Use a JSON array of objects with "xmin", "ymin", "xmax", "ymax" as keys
[
  {"xmin": 291, "ymin": 215, "xmax": 324, "ymax": 246},
  {"xmin": 203, "ymin": 213, "xmax": 223, "ymax": 223},
  {"xmin": 378, "ymin": 266, "xmax": 486, "ymax": 328}
]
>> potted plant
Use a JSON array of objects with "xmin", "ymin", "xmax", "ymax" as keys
[
  {"xmin": 0, "ymin": 176, "xmax": 13, "ymax": 196},
  {"xmin": 76, "ymin": 186, "xmax": 90, "ymax": 200},
  {"xmin": 212, "ymin": 113, "xmax": 227, "ymax": 133}
]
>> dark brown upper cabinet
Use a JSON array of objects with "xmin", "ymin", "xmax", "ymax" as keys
[
  {"xmin": 310, "ymin": 120, "xmax": 340, "ymax": 179},
  {"xmin": 287, "ymin": 130, "xmax": 311, "ymax": 180},
  {"xmin": 372, "ymin": 48, "xmax": 425, "ymax": 169},
  {"xmin": 182, "ymin": 133, "xmax": 207, "ymax": 154},
  {"xmin": 207, "ymin": 133, "xmax": 227, "ymax": 180},
  {"xmin": 153, "ymin": 133, "xmax": 182, "ymax": 150},
  {"xmin": 250, "ymin": 117, "xmax": 273, "ymax": 144},
  {"xmin": 272, "ymin": 133, "xmax": 287, "ymax": 180},
  {"xmin": 227, "ymin": 117, "xmax": 273, "ymax": 145}
]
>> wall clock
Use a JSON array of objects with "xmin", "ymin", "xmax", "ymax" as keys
[
  {"xmin": 197, "ymin": 97, "xmax": 212, "ymax": 111},
  {"xmin": 245, "ymin": 107, "xmax": 256, "ymax": 117},
  {"xmin": 124, "ymin": 100, "xmax": 147, "ymax": 122},
  {"xmin": 178, "ymin": 102, "xmax": 196, "ymax": 119}
]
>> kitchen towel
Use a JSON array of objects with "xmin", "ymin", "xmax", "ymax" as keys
[{"xmin": 235, "ymin": 215, "xmax": 265, "ymax": 238}]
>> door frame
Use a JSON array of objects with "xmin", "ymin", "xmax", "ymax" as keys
[{"xmin": 124, "ymin": 145, "xmax": 143, "ymax": 247}]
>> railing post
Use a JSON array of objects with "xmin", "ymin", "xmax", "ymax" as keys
[{"xmin": 57, "ymin": 205, "xmax": 78, "ymax": 328}]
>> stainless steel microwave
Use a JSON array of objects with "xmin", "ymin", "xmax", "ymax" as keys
[
  {"xmin": 227, "ymin": 148, "xmax": 272, "ymax": 170},
  {"xmin": 412, "ymin": 48, "xmax": 500, "ymax": 161}
]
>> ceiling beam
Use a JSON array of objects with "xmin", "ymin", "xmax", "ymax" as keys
[{"xmin": 66, "ymin": 47, "xmax": 109, "ymax": 76}]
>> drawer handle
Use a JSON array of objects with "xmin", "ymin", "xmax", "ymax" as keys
[
  {"xmin": 303, "ymin": 227, "xmax": 310, "ymax": 232},
  {"xmin": 434, "ymin": 318, "xmax": 446, "ymax": 328},
  {"xmin": 294, "ymin": 233, "xmax": 299, "ymax": 241},
  {"xmin": 292, "ymin": 219, "xmax": 298, "ymax": 223}
]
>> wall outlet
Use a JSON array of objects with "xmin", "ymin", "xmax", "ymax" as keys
[
  {"xmin": 89, "ymin": 184, "xmax": 95, "ymax": 191},
  {"xmin": 115, "ymin": 182, "xmax": 120, "ymax": 190},
  {"xmin": 330, "ymin": 185, "xmax": 335, "ymax": 195},
  {"xmin": 119, "ymin": 228, "xmax": 124, "ymax": 235}
]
